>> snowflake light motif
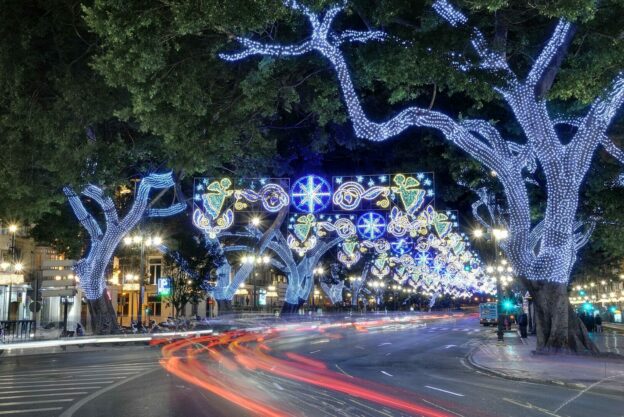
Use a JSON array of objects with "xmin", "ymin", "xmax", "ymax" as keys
[
  {"xmin": 357, "ymin": 212, "xmax": 387, "ymax": 240},
  {"xmin": 291, "ymin": 175, "xmax": 332, "ymax": 213}
]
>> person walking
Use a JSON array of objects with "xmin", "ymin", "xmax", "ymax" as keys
[
  {"xmin": 518, "ymin": 313, "xmax": 528, "ymax": 338},
  {"xmin": 587, "ymin": 314, "xmax": 595, "ymax": 333},
  {"xmin": 595, "ymin": 314, "xmax": 603, "ymax": 333}
]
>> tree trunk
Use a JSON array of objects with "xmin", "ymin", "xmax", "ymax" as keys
[
  {"xmin": 531, "ymin": 282, "xmax": 598, "ymax": 354},
  {"xmin": 281, "ymin": 301, "xmax": 299, "ymax": 315},
  {"xmin": 217, "ymin": 300, "xmax": 232, "ymax": 315},
  {"xmin": 87, "ymin": 294, "xmax": 119, "ymax": 335}
]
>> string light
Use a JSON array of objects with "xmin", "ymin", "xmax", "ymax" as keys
[
  {"xmin": 65, "ymin": 172, "xmax": 184, "ymax": 300},
  {"xmin": 222, "ymin": 0, "xmax": 624, "ymax": 286}
]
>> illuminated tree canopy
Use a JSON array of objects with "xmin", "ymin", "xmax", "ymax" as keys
[{"xmin": 220, "ymin": 0, "xmax": 624, "ymax": 352}]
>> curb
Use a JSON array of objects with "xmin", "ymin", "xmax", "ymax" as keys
[{"xmin": 465, "ymin": 344, "xmax": 623, "ymax": 395}]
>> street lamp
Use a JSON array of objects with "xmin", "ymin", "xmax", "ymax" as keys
[
  {"xmin": 242, "ymin": 253, "xmax": 271, "ymax": 310},
  {"xmin": 312, "ymin": 266, "xmax": 324, "ymax": 310},
  {"xmin": 124, "ymin": 233, "xmax": 162, "ymax": 328}
]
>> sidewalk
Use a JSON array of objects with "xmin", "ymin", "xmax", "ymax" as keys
[{"xmin": 468, "ymin": 330, "xmax": 624, "ymax": 394}]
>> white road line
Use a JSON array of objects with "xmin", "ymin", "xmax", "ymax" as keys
[
  {"xmin": 380, "ymin": 371, "xmax": 393, "ymax": 377},
  {"xmin": 553, "ymin": 372, "xmax": 624, "ymax": 413},
  {"xmin": 421, "ymin": 399, "xmax": 466, "ymax": 417},
  {"xmin": 1, "ymin": 387, "xmax": 100, "ymax": 395},
  {"xmin": 0, "ymin": 365, "xmax": 157, "ymax": 378},
  {"xmin": 0, "ymin": 407, "xmax": 63, "ymax": 415},
  {"xmin": 335, "ymin": 364, "xmax": 353, "ymax": 378},
  {"xmin": 354, "ymin": 345, "xmax": 365, "ymax": 350},
  {"xmin": 503, "ymin": 398, "xmax": 562, "ymax": 417},
  {"xmin": 425, "ymin": 385, "xmax": 465, "ymax": 397},
  {"xmin": 59, "ymin": 367, "xmax": 159, "ymax": 417},
  {"xmin": 0, "ymin": 382, "xmax": 113, "ymax": 389},
  {"xmin": 0, "ymin": 399, "xmax": 74, "ymax": 407},
  {"xmin": 385, "ymin": 352, "xmax": 391, "ymax": 356},
  {"xmin": 0, "ymin": 393, "xmax": 88, "ymax": 400},
  {"xmin": 0, "ymin": 377, "xmax": 125, "ymax": 386},
  {"xmin": 462, "ymin": 329, "xmax": 470, "ymax": 331},
  {"xmin": 309, "ymin": 350, "xmax": 321, "ymax": 354},
  {"xmin": 0, "ymin": 369, "xmax": 154, "ymax": 380},
  {"xmin": 378, "ymin": 342, "xmax": 392, "ymax": 346},
  {"xmin": 443, "ymin": 345, "xmax": 457, "ymax": 349},
  {"xmin": 272, "ymin": 382, "xmax": 284, "ymax": 391}
]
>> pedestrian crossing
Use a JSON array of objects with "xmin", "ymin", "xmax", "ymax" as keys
[
  {"xmin": 426, "ymin": 326, "xmax": 485, "ymax": 334},
  {"xmin": 0, "ymin": 362, "xmax": 158, "ymax": 416}
]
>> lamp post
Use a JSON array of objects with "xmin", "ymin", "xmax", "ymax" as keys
[
  {"xmin": 313, "ymin": 266, "xmax": 324, "ymax": 310},
  {"xmin": 474, "ymin": 227, "xmax": 509, "ymax": 342},
  {"xmin": 124, "ymin": 234, "xmax": 161, "ymax": 328},
  {"xmin": 242, "ymin": 254, "xmax": 271, "ymax": 310}
]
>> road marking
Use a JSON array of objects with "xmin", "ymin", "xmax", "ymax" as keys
[
  {"xmin": 421, "ymin": 399, "xmax": 466, "ymax": 417},
  {"xmin": 0, "ymin": 382, "xmax": 113, "ymax": 389},
  {"xmin": 272, "ymin": 382, "xmax": 284, "ymax": 391},
  {"xmin": 0, "ymin": 408, "xmax": 63, "ymax": 415},
  {"xmin": 0, "ymin": 393, "xmax": 88, "ymax": 400},
  {"xmin": 425, "ymin": 385, "xmax": 464, "ymax": 397},
  {"xmin": 354, "ymin": 345, "xmax": 364, "ymax": 350},
  {"xmin": 309, "ymin": 350, "xmax": 321, "ymax": 354},
  {"xmin": 349, "ymin": 399, "xmax": 395, "ymax": 417},
  {"xmin": 378, "ymin": 342, "xmax": 392, "ymax": 346},
  {"xmin": 385, "ymin": 352, "xmax": 391, "ymax": 356},
  {"xmin": 0, "ymin": 368, "xmax": 156, "ymax": 380},
  {"xmin": 0, "ymin": 387, "xmax": 100, "ymax": 395},
  {"xmin": 59, "ymin": 367, "xmax": 159, "ymax": 417},
  {"xmin": 380, "ymin": 371, "xmax": 393, "ymax": 377},
  {"xmin": 553, "ymin": 372, "xmax": 624, "ymax": 413},
  {"xmin": 503, "ymin": 397, "xmax": 562, "ymax": 417},
  {"xmin": 0, "ymin": 399, "xmax": 74, "ymax": 406},
  {"xmin": 0, "ymin": 377, "xmax": 126, "ymax": 386},
  {"xmin": 443, "ymin": 344, "xmax": 457, "ymax": 349},
  {"xmin": 334, "ymin": 364, "xmax": 353, "ymax": 378}
]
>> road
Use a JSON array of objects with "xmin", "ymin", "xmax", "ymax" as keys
[{"xmin": 0, "ymin": 314, "xmax": 621, "ymax": 417}]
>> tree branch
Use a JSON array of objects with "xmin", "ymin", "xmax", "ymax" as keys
[
  {"xmin": 82, "ymin": 185, "xmax": 119, "ymax": 225},
  {"xmin": 527, "ymin": 21, "xmax": 576, "ymax": 97},
  {"xmin": 63, "ymin": 186, "xmax": 103, "ymax": 240}
]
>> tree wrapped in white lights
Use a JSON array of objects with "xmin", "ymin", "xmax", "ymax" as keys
[
  {"xmin": 64, "ymin": 172, "xmax": 186, "ymax": 334},
  {"xmin": 221, "ymin": 0, "xmax": 624, "ymax": 352}
]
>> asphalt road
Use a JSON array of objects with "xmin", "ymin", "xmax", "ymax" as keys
[{"xmin": 0, "ymin": 315, "xmax": 621, "ymax": 417}]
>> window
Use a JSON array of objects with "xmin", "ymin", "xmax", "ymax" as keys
[
  {"xmin": 148, "ymin": 258, "xmax": 162, "ymax": 285},
  {"xmin": 147, "ymin": 295, "xmax": 162, "ymax": 317},
  {"xmin": 117, "ymin": 294, "xmax": 129, "ymax": 315}
]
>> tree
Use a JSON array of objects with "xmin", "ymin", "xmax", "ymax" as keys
[
  {"xmin": 220, "ymin": 0, "xmax": 624, "ymax": 353},
  {"xmin": 163, "ymin": 235, "xmax": 224, "ymax": 318},
  {"xmin": 64, "ymin": 172, "xmax": 185, "ymax": 334}
]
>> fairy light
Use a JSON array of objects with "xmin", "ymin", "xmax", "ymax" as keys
[
  {"xmin": 222, "ymin": 0, "xmax": 624, "ymax": 286},
  {"xmin": 64, "ymin": 172, "xmax": 184, "ymax": 300}
]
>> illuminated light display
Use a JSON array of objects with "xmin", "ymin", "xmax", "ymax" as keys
[
  {"xmin": 193, "ymin": 177, "xmax": 289, "ymax": 237},
  {"xmin": 65, "ymin": 172, "xmax": 184, "ymax": 300},
  {"xmin": 391, "ymin": 237, "xmax": 414, "ymax": 255},
  {"xmin": 356, "ymin": 212, "xmax": 387, "ymax": 240},
  {"xmin": 222, "ymin": 0, "xmax": 624, "ymax": 287},
  {"xmin": 291, "ymin": 175, "xmax": 332, "ymax": 213}
]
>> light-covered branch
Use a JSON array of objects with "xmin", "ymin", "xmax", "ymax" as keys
[
  {"xmin": 83, "ymin": 185, "xmax": 119, "ymax": 225},
  {"xmin": 63, "ymin": 187, "xmax": 103, "ymax": 240}
]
